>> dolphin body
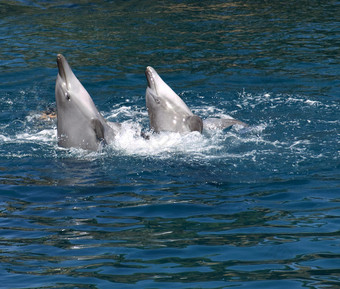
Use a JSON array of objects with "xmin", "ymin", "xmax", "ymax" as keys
[
  {"xmin": 55, "ymin": 54, "xmax": 120, "ymax": 151},
  {"xmin": 145, "ymin": 66, "xmax": 246, "ymax": 134}
]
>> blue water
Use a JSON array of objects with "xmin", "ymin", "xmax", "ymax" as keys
[{"xmin": 1, "ymin": 1, "xmax": 339, "ymax": 288}]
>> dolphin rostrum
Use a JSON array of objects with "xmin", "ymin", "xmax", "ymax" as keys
[
  {"xmin": 55, "ymin": 54, "xmax": 120, "ymax": 151},
  {"xmin": 145, "ymin": 66, "xmax": 246, "ymax": 134}
]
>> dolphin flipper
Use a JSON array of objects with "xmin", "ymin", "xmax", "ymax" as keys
[
  {"xmin": 187, "ymin": 115, "xmax": 203, "ymax": 133},
  {"xmin": 203, "ymin": 118, "xmax": 247, "ymax": 131},
  {"xmin": 91, "ymin": 118, "xmax": 107, "ymax": 144}
]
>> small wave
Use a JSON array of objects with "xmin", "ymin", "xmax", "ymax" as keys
[
  {"xmin": 105, "ymin": 104, "xmax": 148, "ymax": 123},
  {"xmin": 16, "ymin": 129, "xmax": 56, "ymax": 143},
  {"xmin": 0, "ymin": 134, "xmax": 11, "ymax": 142}
]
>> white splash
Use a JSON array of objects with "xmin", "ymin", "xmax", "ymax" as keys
[{"xmin": 112, "ymin": 121, "xmax": 216, "ymax": 158}]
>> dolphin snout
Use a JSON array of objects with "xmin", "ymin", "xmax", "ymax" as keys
[
  {"xmin": 145, "ymin": 66, "xmax": 154, "ymax": 89},
  {"xmin": 57, "ymin": 54, "xmax": 67, "ymax": 81},
  {"xmin": 145, "ymin": 71, "xmax": 151, "ymax": 88},
  {"xmin": 146, "ymin": 66, "xmax": 160, "ymax": 91}
]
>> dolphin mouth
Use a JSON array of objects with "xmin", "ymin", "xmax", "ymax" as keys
[
  {"xmin": 145, "ymin": 66, "xmax": 155, "ymax": 89},
  {"xmin": 57, "ymin": 54, "xmax": 66, "ymax": 80},
  {"xmin": 145, "ymin": 67, "xmax": 160, "ymax": 104},
  {"xmin": 57, "ymin": 54, "xmax": 75, "ymax": 94},
  {"xmin": 145, "ymin": 70, "xmax": 151, "ymax": 88}
]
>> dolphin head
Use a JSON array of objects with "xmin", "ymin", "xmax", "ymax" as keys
[
  {"xmin": 55, "ymin": 54, "xmax": 111, "ymax": 150},
  {"xmin": 145, "ymin": 66, "xmax": 203, "ymax": 133},
  {"xmin": 56, "ymin": 54, "xmax": 97, "ymax": 115}
]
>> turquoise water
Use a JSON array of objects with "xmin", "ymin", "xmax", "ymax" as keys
[{"xmin": 1, "ymin": 1, "xmax": 339, "ymax": 288}]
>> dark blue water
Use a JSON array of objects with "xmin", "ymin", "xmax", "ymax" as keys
[{"xmin": 1, "ymin": 1, "xmax": 339, "ymax": 288}]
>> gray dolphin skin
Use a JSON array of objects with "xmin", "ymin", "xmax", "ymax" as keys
[
  {"xmin": 55, "ymin": 54, "xmax": 120, "ymax": 151},
  {"xmin": 145, "ymin": 66, "xmax": 203, "ymax": 133},
  {"xmin": 145, "ymin": 66, "xmax": 246, "ymax": 133}
]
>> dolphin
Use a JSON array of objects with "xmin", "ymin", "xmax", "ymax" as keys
[
  {"xmin": 145, "ymin": 66, "xmax": 203, "ymax": 133},
  {"xmin": 145, "ymin": 66, "xmax": 246, "ymax": 134},
  {"xmin": 55, "ymin": 54, "xmax": 120, "ymax": 151}
]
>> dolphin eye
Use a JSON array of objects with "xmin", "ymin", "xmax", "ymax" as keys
[
  {"xmin": 149, "ymin": 90, "xmax": 160, "ymax": 104},
  {"xmin": 65, "ymin": 92, "xmax": 70, "ymax": 101}
]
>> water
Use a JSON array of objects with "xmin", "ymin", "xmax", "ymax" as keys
[{"xmin": 0, "ymin": 1, "xmax": 339, "ymax": 288}]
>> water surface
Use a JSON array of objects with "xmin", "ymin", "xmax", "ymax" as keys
[{"xmin": 0, "ymin": 1, "xmax": 339, "ymax": 288}]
